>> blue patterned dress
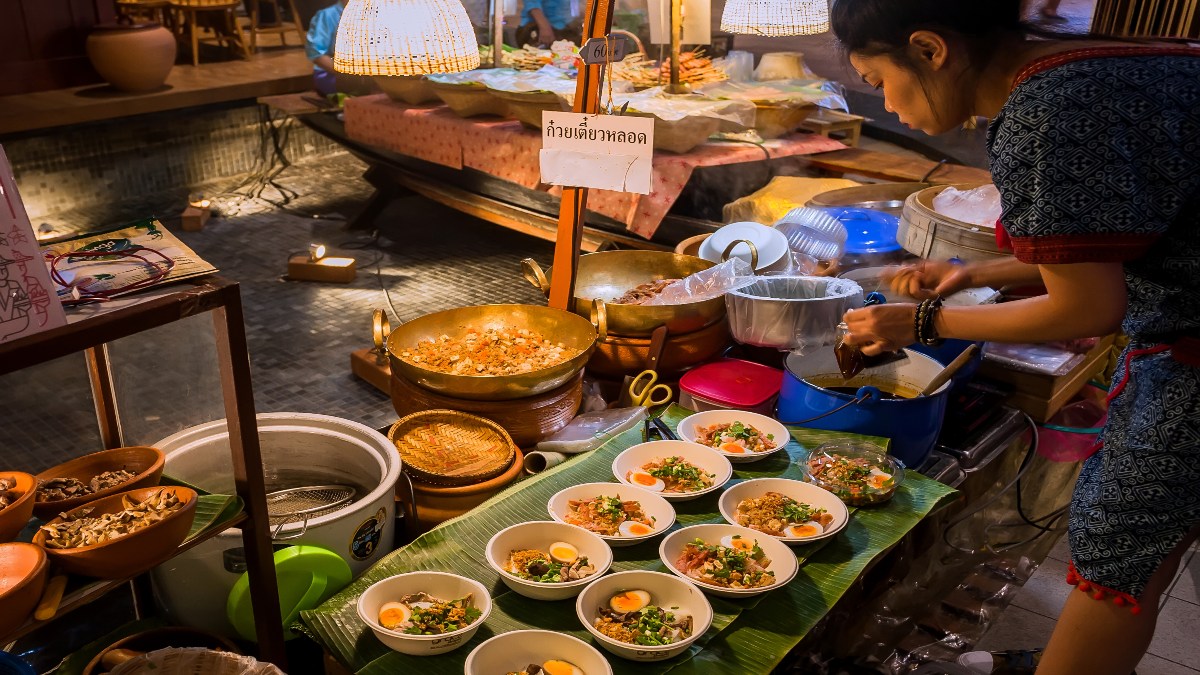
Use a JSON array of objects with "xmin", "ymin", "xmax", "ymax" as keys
[{"xmin": 988, "ymin": 47, "xmax": 1200, "ymax": 607}]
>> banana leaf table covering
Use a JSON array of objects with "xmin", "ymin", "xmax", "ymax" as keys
[{"xmin": 300, "ymin": 405, "xmax": 957, "ymax": 674}]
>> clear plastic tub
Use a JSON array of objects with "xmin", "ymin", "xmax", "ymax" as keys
[
  {"xmin": 801, "ymin": 441, "xmax": 904, "ymax": 506},
  {"xmin": 774, "ymin": 207, "xmax": 848, "ymax": 262}
]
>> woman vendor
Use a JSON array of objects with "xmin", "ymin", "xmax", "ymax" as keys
[{"xmin": 831, "ymin": 1, "xmax": 1200, "ymax": 673}]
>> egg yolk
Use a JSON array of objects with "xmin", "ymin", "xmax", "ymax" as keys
[
  {"xmin": 550, "ymin": 545, "xmax": 577, "ymax": 563},
  {"xmin": 728, "ymin": 538, "xmax": 754, "ymax": 552},
  {"xmin": 868, "ymin": 473, "xmax": 891, "ymax": 489},
  {"xmin": 720, "ymin": 443, "xmax": 748, "ymax": 454},
  {"xmin": 610, "ymin": 591, "xmax": 646, "ymax": 612},
  {"xmin": 632, "ymin": 472, "xmax": 659, "ymax": 486},
  {"xmin": 378, "ymin": 606, "xmax": 407, "ymax": 629},
  {"xmin": 789, "ymin": 524, "xmax": 821, "ymax": 538},
  {"xmin": 541, "ymin": 660, "xmax": 578, "ymax": 675},
  {"xmin": 625, "ymin": 522, "xmax": 652, "ymax": 536}
]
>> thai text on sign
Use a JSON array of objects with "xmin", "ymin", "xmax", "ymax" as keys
[{"xmin": 539, "ymin": 112, "xmax": 654, "ymax": 194}]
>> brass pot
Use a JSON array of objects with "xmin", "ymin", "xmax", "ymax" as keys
[
  {"xmin": 522, "ymin": 251, "xmax": 726, "ymax": 337},
  {"xmin": 587, "ymin": 319, "xmax": 732, "ymax": 379},
  {"xmin": 386, "ymin": 304, "xmax": 597, "ymax": 401}
]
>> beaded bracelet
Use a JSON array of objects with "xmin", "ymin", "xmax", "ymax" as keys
[{"xmin": 916, "ymin": 297, "xmax": 946, "ymax": 347}]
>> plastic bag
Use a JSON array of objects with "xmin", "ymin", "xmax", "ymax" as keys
[
  {"xmin": 482, "ymin": 65, "xmax": 575, "ymax": 94},
  {"xmin": 609, "ymin": 87, "xmax": 757, "ymax": 127},
  {"xmin": 427, "ymin": 68, "xmax": 522, "ymax": 86},
  {"xmin": 983, "ymin": 342, "xmax": 1084, "ymax": 377},
  {"xmin": 726, "ymin": 276, "xmax": 864, "ymax": 353},
  {"xmin": 536, "ymin": 407, "xmax": 648, "ymax": 454},
  {"xmin": 932, "ymin": 184, "xmax": 1002, "ymax": 227},
  {"xmin": 643, "ymin": 257, "xmax": 758, "ymax": 306},
  {"xmin": 715, "ymin": 50, "xmax": 755, "ymax": 81},
  {"xmin": 111, "ymin": 648, "xmax": 284, "ymax": 675},
  {"xmin": 698, "ymin": 78, "xmax": 849, "ymax": 112}
]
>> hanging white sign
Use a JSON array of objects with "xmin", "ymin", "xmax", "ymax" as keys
[{"xmin": 539, "ymin": 112, "xmax": 655, "ymax": 195}]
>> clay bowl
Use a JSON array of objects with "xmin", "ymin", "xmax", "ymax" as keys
[
  {"xmin": 405, "ymin": 448, "xmax": 524, "ymax": 535},
  {"xmin": 0, "ymin": 472, "xmax": 37, "ymax": 543},
  {"xmin": 82, "ymin": 626, "xmax": 241, "ymax": 675},
  {"xmin": 33, "ymin": 447, "xmax": 165, "ymax": 520},
  {"xmin": 0, "ymin": 542, "xmax": 49, "ymax": 637},
  {"xmin": 33, "ymin": 486, "xmax": 197, "ymax": 578}
]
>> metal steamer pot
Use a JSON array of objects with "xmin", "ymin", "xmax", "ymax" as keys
[
  {"xmin": 521, "ymin": 251, "xmax": 726, "ymax": 337},
  {"xmin": 386, "ymin": 304, "xmax": 597, "ymax": 401},
  {"xmin": 150, "ymin": 413, "xmax": 402, "ymax": 638},
  {"xmin": 778, "ymin": 349, "xmax": 951, "ymax": 467}
]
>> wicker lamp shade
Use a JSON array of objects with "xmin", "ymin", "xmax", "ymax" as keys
[
  {"xmin": 720, "ymin": 0, "xmax": 830, "ymax": 36},
  {"xmin": 334, "ymin": 0, "xmax": 481, "ymax": 76}
]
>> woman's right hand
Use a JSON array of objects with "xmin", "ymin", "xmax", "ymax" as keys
[{"xmin": 883, "ymin": 260, "xmax": 974, "ymax": 299}]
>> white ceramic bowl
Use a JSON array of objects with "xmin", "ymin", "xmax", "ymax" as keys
[
  {"xmin": 547, "ymin": 482, "xmax": 675, "ymax": 548},
  {"xmin": 485, "ymin": 521, "xmax": 614, "ymax": 601},
  {"xmin": 464, "ymin": 629, "xmax": 613, "ymax": 675},
  {"xmin": 357, "ymin": 571, "xmax": 492, "ymax": 656},
  {"xmin": 698, "ymin": 221, "xmax": 791, "ymax": 274},
  {"xmin": 612, "ymin": 441, "xmax": 733, "ymax": 502},
  {"xmin": 717, "ymin": 477, "xmax": 850, "ymax": 545},
  {"xmin": 658, "ymin": 523, "xmax": 799, "ymax": 598},
  {"xmin": 676, "ymin": 410, "xmax": 790, "ymax": 464},
  {"xmin": 575, "ymin": 570, "xmax": 713, "ymax": 661}
]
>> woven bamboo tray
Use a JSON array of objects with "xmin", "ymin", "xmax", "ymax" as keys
[
  {"xmin": 627, "ymin": 112, "xmax": 720, "ymax": 154},
  {"xmin": 754, "ymin": 103, "xmax": 815, "ymax": 139},
  {"xmin": 430, "ymin": 82, "xmax": 507, "ymax": 118},
  {"xmin": 387, "ymin": 410, "xmax": 517, "ymax": 486},
  {"xmin": 489, "ymin": 90, "xmax": 568, "ymax": 129},
  {"xmin": 389, "ymin": 371, "xmax": 583, "ymax": 447},
  {"xmin": 375, "ymin": 76, "xmax": 437, "ymax": 105}
]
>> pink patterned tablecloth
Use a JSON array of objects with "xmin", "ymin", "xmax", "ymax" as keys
[{"xmin": 344, "ymin": 94, "xmax": 847, "ymax": 239}]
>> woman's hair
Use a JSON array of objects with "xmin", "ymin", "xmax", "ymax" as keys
[{"xmin": 830, "ymin": 0, "xmax": 1025, "ymax": 69}]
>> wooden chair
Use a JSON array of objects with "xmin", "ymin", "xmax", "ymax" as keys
[
  {"xmin": 170, "ymin": 0, "xmax": 251, "ymax": 66},
  {"xmin": 116, "ymin": 0, "xmax": 173, "ymax": 29},
  {"xmin": 246, "ymin": 0, "xmax": 306, "ymax": 53}
]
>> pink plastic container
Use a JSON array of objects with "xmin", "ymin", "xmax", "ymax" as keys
[{"xmin": 678, "ymin": 358, "xmax": 785, "ymax": 415}]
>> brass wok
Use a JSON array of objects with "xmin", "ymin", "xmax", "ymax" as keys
[
  {"xmin": 521, "ymin": 251, "xmax": 726, "ymax": 337},
  {"xmin": 387, "ymin": 304, "xmax": 598, "ymax": 401}
]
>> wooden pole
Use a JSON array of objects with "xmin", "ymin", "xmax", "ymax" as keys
[
  {"xmin": 546, "ymin": 0, "xmax": 617, "ymax": 310},
  {"xmin": 492, "ymin": 0, "xmax": 504, "ymax": 68},
  {"xmin": 667, "ymin": 0, "xmax": 689, "ymax": 94}
]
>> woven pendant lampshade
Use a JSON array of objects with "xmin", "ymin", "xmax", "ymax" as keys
[
  {"xmin": 334, "ymin": 0, "xmax": 481, "ymax": 76},
  {"xmin": 720, "ymin": 0, "xmax": 830, "ymax": 36}
]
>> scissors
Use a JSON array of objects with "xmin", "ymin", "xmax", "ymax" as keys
[{"xmin": 627, "ymin": 369, "xmax": 673, "ymax": 407}]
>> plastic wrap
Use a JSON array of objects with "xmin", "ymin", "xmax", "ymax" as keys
[
  {"xmin": 482, "ymin": 66, "xmax": 575, "ymax": 93},
  {"xmin": 535, "ymin": 407, "xmax": 649, "ymax": 454},
  {"xmin": 427, "ymin": 68, "xmax": 522, "ymax": 86},
  {"xmin": 727, "ymin": 276, "xmax": 864, "ymax": 353},
  {"xmin": 982, "ymin": 342, "xmax": 1085, "ymax": 377},
  {"xmin": 715, "ymin": 50, "xmax": 755, "ymax": 81},
  {"xmin": 699, "ymin": 79, "xmax": 849, "ymax": 112},
  {"xmin": 643, "ymin": 257, "xmax": 758, "ymax": 306},
  {"xmin": 932, "ymin": 184, "xmax": 1002, "ymax": 227},
  {"xmin": 610, "ymin": 87, "xmax": 757, "ymax": 126},
  {"xmin": 111, "ymin": 648, "xmax": 284, "ymax": 675}
]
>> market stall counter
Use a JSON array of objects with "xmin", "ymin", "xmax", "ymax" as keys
[{"xmin": 300, "ymin": 405, "xmax": 957, "ymax": 674}]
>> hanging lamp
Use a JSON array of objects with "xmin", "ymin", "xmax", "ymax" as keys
[
  {"xmin": 334, "ymin": 0, "xmax": 481, "ymax": 76},
  {"xmin": 720, "ymin": 0, "xmax": 830, "ymax": 36}
]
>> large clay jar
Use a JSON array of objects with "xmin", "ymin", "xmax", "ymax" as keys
[{"xmin": 86, "ymin": 22, "xmax": 176, "ymax": 93}]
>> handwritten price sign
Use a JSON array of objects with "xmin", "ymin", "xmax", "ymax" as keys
[{"xmin": 539, "ymin": 112, "xmax": 654, "ymax": 194}]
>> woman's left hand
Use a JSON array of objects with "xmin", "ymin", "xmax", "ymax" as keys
[{"xmin": 843, "ymin": 304, "xmax": 918, "ymax": 356}]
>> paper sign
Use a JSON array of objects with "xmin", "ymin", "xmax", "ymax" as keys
[
  {"xmin": 580, "ymin": 36, "xmax": 630, "ymax": 65},
  {"xmin": 540, "ymin": 112, "xmax": 655, "ymax": 195},
  {"xmin": 0, "ymin": 145, "xmax": 66, "ymax": 344}
]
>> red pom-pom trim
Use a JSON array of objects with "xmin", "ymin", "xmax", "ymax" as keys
[{"xmin": 1065, "ymin": 562, "xmax": 1142, "ymax": 614}]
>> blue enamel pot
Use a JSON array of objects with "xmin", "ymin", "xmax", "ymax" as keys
[{"xmin": 778, "ymin": 348, "xmax": 951, "ymax": 467}]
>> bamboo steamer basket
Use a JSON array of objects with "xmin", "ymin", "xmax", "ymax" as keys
[
  {"xmin": 490, "ymin": 90, "xmax": 568, "ymax": 129},
  {"xmin": 586, "ymin": 319, "xmax": 732, "ymax": 379},
  {"xmin": 389, "ymin": 371, "xmax": 583, "ymax": 447},
  {"xmin": 522, "ymin": 252, "xmax": 726, "ymax": 338},
  {"xmin": 899, "ymin": 183, "xmax": 1010, "ymax": 262},
  {"xmin": 388, "ymin": 411, "xmax": 517, "ymax": 486},
  {"xmin": 753, "ymin": 103, "xmax": 815, "ymax": 139},
  {"xmin": 808, "ymin": 182, "xmax": 930, "ymax": 217},
  {"xmin": 375, "ymin": 76, "xmax": 438, "ymax": 105},
  {"xmin": 431, "ymin": 82, "xmax": 507, "ymax": 118}
]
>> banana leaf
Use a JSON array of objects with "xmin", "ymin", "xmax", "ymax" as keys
[{"xmin": 300, "ymin": 405, "xmax": 956, "ymax": 674}]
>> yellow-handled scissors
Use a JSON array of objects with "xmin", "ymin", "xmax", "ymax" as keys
[{"xmin": 628, "ymin": 369, "xmax": 673, "ymax": 407}]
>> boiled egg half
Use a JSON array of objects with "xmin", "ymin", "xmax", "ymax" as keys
[
  {"xmin": 548, "ymin": 541, "xmax": 578, "ymax": 564},
  {"xmin": 785, "ymin": 521, "xmax": 825, "ymax": 538},
  {"xmin": 719, "ymin": 441, "xmax": 750, "ymax": 454},
  {"xmin": 617, "ymin": 520, "xmax": 655, "ymax": 537},
  {"xmin": 867, "ymin": 467, "xmax": 892, "ymax": 490},
  {"xmin": 626, "ymin": 470, "xmax": 666, "ymax": 492},
  {"xmin": 541, "ymin": 660, "xmax": 583, "ymax": 675},
  {"xmin": 718, "ymin": 534, "xmax": 757, "ymax": 552},
  {"xmin": 609, "ymin": 589, "xmax": 651, "ymax": 613},
  {"xmin": 377, "ymin": 601, "xmax": 411, "ymax": 630}
]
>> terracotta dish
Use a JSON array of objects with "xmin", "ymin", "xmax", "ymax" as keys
[
  {"xmin": 0, "ymin": 542, "xmax": 49, "ymax": 637},
  {"xmin": 33, "ymin": 486, "xmax": 197, "ymax": 578},
  {"xmin": 33, "ymin": 446, "xmax": 165, "ymax": 520},
  {"xmin": 0, "ymin": 471, "xmax": 36, "ymax": 543}
]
